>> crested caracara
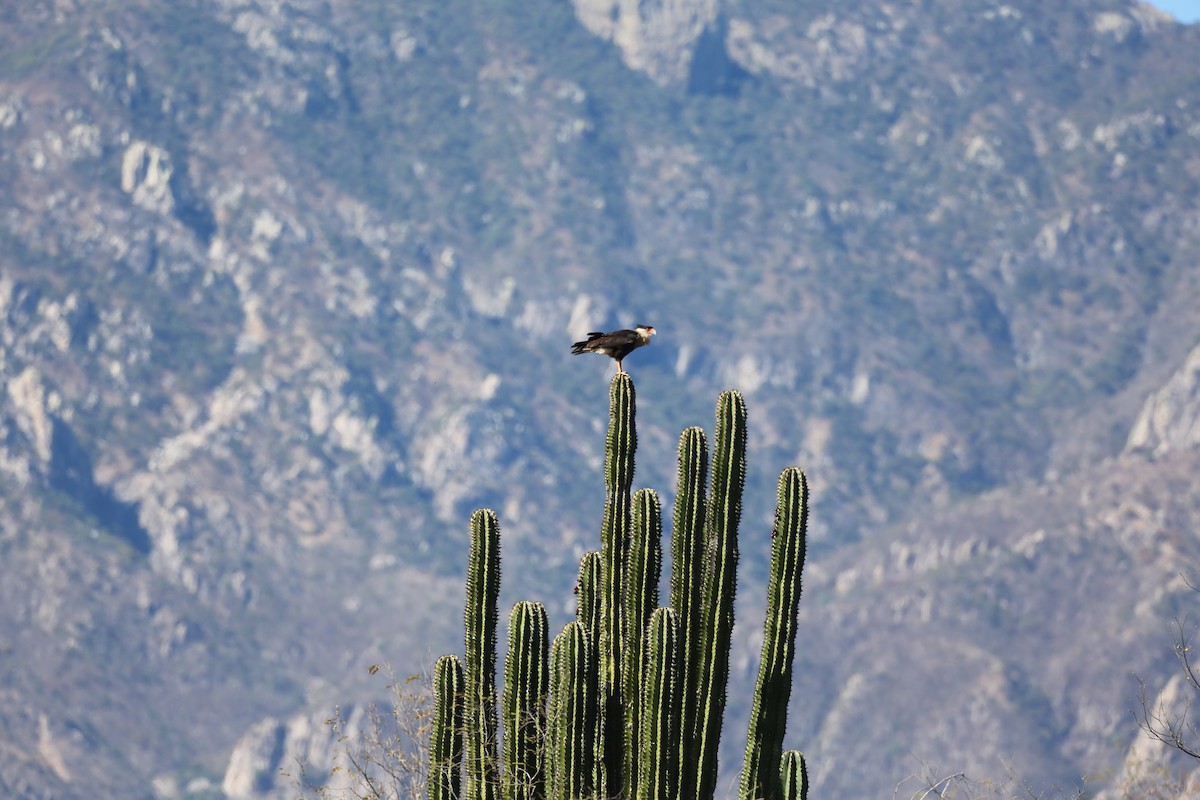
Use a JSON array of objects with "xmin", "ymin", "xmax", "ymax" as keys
[{"xmin": 571, "ymin": 325, "xmax": 656, "ymax": 373}]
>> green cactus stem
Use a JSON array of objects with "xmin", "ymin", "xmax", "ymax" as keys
[
  {"xmin": 576, "ymin": 551, "xmax": 602, "ymax": 646},
  {"xmin": 574, "ymin": 550, "xmax": 604, "ymax": 795},
  {"xmin": 599, "ymin": 372, "xmax": 637, "ymax": 797},
  {"xmin": 547, "ymin": 621, "xmax": 596, "ymax": 800},
  {"xmin": 740, "ymin": 468, "xmax": 809, "ymax": 800},
  {"xmin": 429, "ymin": 654, "xmax": 466, "ymax": 800},
  {"xmin": 670, "ymin": 426, "xmax": 708, "ymax": 800},
  {"xmin": 503, "ymin": 601, "xmax": 549, "ymax": 800},
  {"xmin": 638, "ymin": 607, "xmax": 680, "ymax": 800},
  {"xmin": 779, "ymin": 751, "xmax": 808, "ymax": 800},
  {"xmin": 693, "ymin": 390, "xmax": 747, "ymax": 800},
  {"xmin": 623, "ymin": 488, "xmax": 662, "ymax": 800},
  {"xmin": 465, "ymin": 509, "xmax": 502, "ymax": 800},
  {"xmin": 600, "ymin": 372, "xmax": 637, "ymax": 690}
]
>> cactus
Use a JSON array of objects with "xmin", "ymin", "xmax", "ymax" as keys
[
  {"xmin": 623, "ymin": 487, "xmax": 662, "ymax": 800},
  {"xmin": 779, "ymin": 750, "xmax": 808, "ymax": 800},
  {"xmin": 436, "ymin": 375, "xmax": 810, "ymax": 800},
  {"xmin": 573, "ymin": 550, "xmax": 604, "ymax": 795},
  {"xmin": 503, "ymin": 601, "xmax": 549, "ymax": 800},
  {"xmin": 429, "ymin": 654, "xmax": 465, "ymax": 800},
  {"xmin": 741, "ymin": 468, "xmax": 809, "ymax": 800},
  {"xmin": 638, "ymin": 607, "xmax": 680, "ymax": 800},
  {"xmin": 600, "ymin": 372, "xmax": 638, "ymax": 690},
  {"xmin": 465, "ymin": 509, "xmax": 502, "ymax": 800},
  {"xmin": 693, "ymin": 390, "xmax": 748, "ymax": 800},
  {"xmin": 598, "ymin": 372, "xmax": 637, "ymax": 798},
  {"xmin": 547, "ymin": 621, "xmax": 596, "ymax": 800},
  {"xmin": 670, "ymin": 426, "xmax": 708, "ymax": 800},
  {"xmin": 575, "ymin": 550, "xmax": 603, "ymax": 650}
]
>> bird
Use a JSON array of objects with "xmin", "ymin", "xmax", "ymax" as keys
[{"xmin": 571, "ymin": 325, "xmax": 656, "ymax": 373}]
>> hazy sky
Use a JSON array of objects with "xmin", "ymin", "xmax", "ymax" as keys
[{"xmin": 1147, "ymin": 0, "xmax": 1200, "ymax": 22}]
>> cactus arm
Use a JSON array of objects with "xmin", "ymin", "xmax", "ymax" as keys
[
  {"xmin": 573, "ymin": 550, "xmax": 604, "ymax": 794},
  {"xmin": 694, "ymin": 390, "xmax": 748, "ymax": 800},
  {"xmin": 429, "ymin": 654, "xmax": 466, "ymax": 800},
  {"xmin": 623, "ymin": 488, "xmax": 663, "ymax": 800},
  {"xmin": 779, "ymin": 751, "xmax": 808, "ymax": 800},
  {"xmin": 599, "ymin": 372, "xmax": 637, "ymax": 797},
  {"xmin": 600, "ymin": 372, "xmax": 637, "ymax": 691},
  {"xmin": 465, "ymin": 509, "xmax": 502, "ymax": 800},
  {"xmin": 637, "ymin": 607, "xmax": 680, "ymax": 800},
  {"xmin": 576, "ymin": 550, "xmax": 603, "ymax": 650},
  {"xmin": 604, "ymin": 372, "xmax": 638, "ymax": 506},
  {"xmin": 740, "ymin": 469, "xmax": 809, "ymax": 800},
  {"xmin": 547, "ymin": 621, "xmax": 597, "ymax": 800},
  {"xmin": 670, "ymin": 426, "xmax": 709, "ymax": 800},
  {"xmin": 503, "ymin": 601, "xmax": 550, "ymax": 800}
]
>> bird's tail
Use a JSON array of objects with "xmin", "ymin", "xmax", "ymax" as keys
[{"xmin": 571, "ymin": 332, "xmax": 605, "ymax": 354}]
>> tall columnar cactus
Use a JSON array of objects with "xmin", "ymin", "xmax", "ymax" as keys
[
  {"xmin": 740, "ymin": 468, "xmax": 809, "ymax": 800},
  {"xmin": 429, "ymin": 654, "xmax": 465, "ymax": 800},
  {"xmin": 437, "ymin": 375, "xmax": 811, "ymax": 800},
  {"xmin": 573, "ymin": 550, "xmax": 605, "ymax": 795},
  {"xmin": 547, "ymin": 621, "xmax": 596, "ymax": 800},
  {"xmin": 503, "ymin": 601, "xmax": 549, "ymax": 800},
  {"xmin": 465, "ymin": 509, "xmax": 501, "ymax": 800},
  {"xmin": 623, "ymin": 487, "xmax": 662, "ymax": 800},
  {"xmin": 638, "ymin": 607, "xmax": 680, "ymax": 800},
  {"xmin": 599, "ymin": 372, "xmax": 637, "ymax": 797},
  {"xmin": 601, "ymin": 371, "xmax": 638, "ymax": 688},
  {"xmin": 670, "ymin": 426, "xmax": 709, "ymax": 800},
  {"xmin": 693, "ymin": 390, "xmax": 748, "ymax": 800}
]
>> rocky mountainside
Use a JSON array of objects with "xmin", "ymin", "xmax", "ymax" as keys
[{"xmin": 2, "ymin": 0, "xmax": 1200, "ymax": 797}]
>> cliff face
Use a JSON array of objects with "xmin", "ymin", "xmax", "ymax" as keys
[
  {"xmin": 572, "ymin": 0, "xmax": 720, "ymax": 85},
  {"xmin": 1127, "ymin": 342, "xmax": 1200, "ymax": 455},
  {"xmin": 2, "ymin": 0, "xmax": 1200, "ymax": 797}
]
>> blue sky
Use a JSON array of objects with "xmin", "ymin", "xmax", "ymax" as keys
[{"xmin": 1147, "ymin": 0, "xmax": 1200, "ymax": 22}]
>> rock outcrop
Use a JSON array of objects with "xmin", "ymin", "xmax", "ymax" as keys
[
  {"xmin": 1127, "ymin": 343, "xmax": 1200, "ymax": 456},
  {"xmin": 572, "ymin": 0, "xmax": 719, "ymax": 85}
]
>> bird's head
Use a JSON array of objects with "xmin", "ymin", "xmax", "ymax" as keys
[{"xmin": 636, "ymin": 325, "xmax": 656, "ymax": 341}]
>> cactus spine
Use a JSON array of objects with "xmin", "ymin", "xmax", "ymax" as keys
[
  {"xmin": 740, "ymin": 468, "xmax": 809, "ymax": 800},
  {"xmin": 429, "ymin": 654, "xmax": 465, "ymax": 800},
  {"xmin": 465, "ymin": 509, "xmax": 501, "ymax": 800},
  {"xmin": 503, "ymin": 601, "xmax": 549, "ymax": 800}
]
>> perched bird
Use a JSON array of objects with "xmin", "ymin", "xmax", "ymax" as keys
[{"xmin": 571, "ymin": 325, "xmax": 656, "ymax": 373}]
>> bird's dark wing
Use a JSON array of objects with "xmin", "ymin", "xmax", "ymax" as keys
[
  {"xmin": 587, "ymin": 330, "xmax": 640, "ymax": 349},
  {"xmin": 572, "ymin": 328, "xmax": 643, "ymax": 356}
]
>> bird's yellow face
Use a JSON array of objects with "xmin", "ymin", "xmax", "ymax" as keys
[{"xmin": 637, "ymin": 325, "xmax": 656, "ymax": 341}]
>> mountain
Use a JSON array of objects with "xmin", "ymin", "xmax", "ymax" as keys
[{"xmin": 2, "ymin": 0, "xmax": 1200, "ymax": 797}]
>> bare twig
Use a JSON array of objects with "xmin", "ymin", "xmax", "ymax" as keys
[
  {"xmin": 912, "ymin": 771, "xmax": 965, "ymax": 799},
  {"xmin": 293, "ymin": 665, "xmax": 438, "ymax": 800},
  {"xmin": 891, "ymin": 754, "xmax": 1084, "ymax": 800},
  {"xmin": 1134, "ymin": 582, "xmax": 1200, "ymax": 764}
]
